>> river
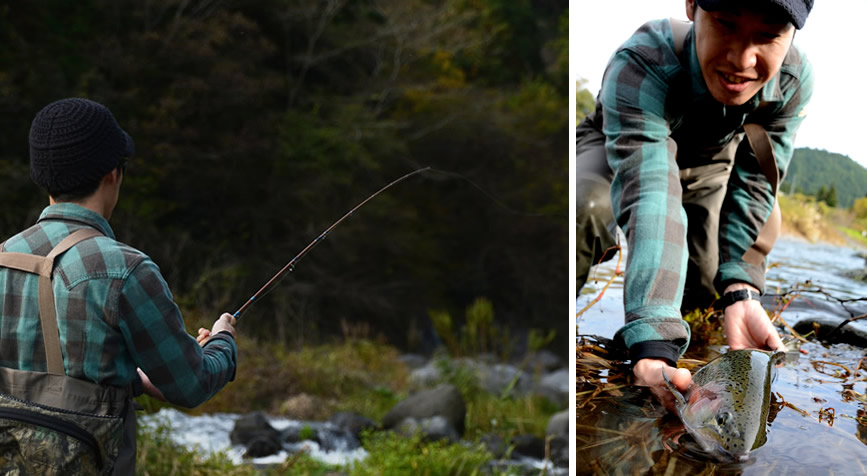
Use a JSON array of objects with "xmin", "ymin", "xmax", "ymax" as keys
[{"xmin": 576, "ymin": 237, "xmax": 867, "ymax": 474}]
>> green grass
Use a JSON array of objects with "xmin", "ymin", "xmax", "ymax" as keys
[
  {"xmin": 136, "ymin": 421, "xmax": 516, "ymax": 475},
  {"xmin": 839, "ymin": 226, "xmax": 867, "ymax": 246}
]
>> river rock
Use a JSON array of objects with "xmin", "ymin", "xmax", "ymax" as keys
[
  {"xmin": 244, "ymin": 435, "xmax": 282, "ymax": 458},
  {"xmin": 409, "ymin": 361, "xmax": 441, "ymax": 388},
  {"xmin": 382, "ymin": 384, "xmax": 466, "ymax": 435},
  {"xmin": 522, "ymin": 350, "xmax": 563, "ymax": 373},
  {"xmin": 509, "ymin": 434, "xmax": 546, "ymax": 460},
  {"xmin": 480, "ymin": 433, "xmax": 506, "ymax": 459},
  {"xmin": 230, "ymin": 412, "xmax": 282, "ymax": 458},
  {"xmin": 534, "ymin": 369, "xmax": 569, "ymax": 408},
  {"xmin": 329, "ymin": 411, "xmax": 379, "ymax": 440},
  {"xmin": 279, "ymin": 393, "xmax": 320, "ymax": 420},
  {"xmin": 283, "ymin": 423, "xmax": 361, "ymax": 451},
  {"xmin": 545, "ymin": 410, "xmax": 569, "ymax": 439},
  {"xmin": 549, "ymin": 435, "xmax": 568, "ymax": 468},
  {"xmin": 395, "ymin": 416, "xmax": 459, "ymax": 443},
  {"xmin": 398, "ymin": 353, "xmax": 428, "ymax": 369},
  {"xmin": 457, "ymin": 359, "xmax": 532, "ymax": 397}
]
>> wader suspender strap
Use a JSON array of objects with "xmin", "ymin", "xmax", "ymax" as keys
[
  {"xmin": 669, "ymin": 18, "xmax": 781, "ymax": 270},
  {"xmin": 741, "ymin": 125, "xmax": 782, "ymax": 267},
  {"xmin": 0, "ymin": 229, "xmax": 102, "ymax": 375}
]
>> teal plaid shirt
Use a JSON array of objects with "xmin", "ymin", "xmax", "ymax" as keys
[
  {"xmin": 0, "ymin": 203, "xmax": 237, "ymax": 407},
  {"xmin": 598, "ymin": 19, "xmax": 813, "ymax": 356}
]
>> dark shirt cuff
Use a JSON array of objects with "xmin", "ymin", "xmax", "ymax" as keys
[
  {"xmin": 628, "ymin": 340, "xmax": 681, "ymax": 367},
  {"xmin": 204, "ymin": 331, "xmax": 237, "ymax": 381}
]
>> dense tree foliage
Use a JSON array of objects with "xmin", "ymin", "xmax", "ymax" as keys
[
  {"xmin": 783, "ymin": 148, "xmax": 867, "ymax": 208},
  {"xmin": 0, "ymin": 0, "xmax": 568, "ymax": 354}
]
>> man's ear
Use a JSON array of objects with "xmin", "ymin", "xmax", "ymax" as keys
[
  {"xmin": 685, "ymin": 0, "xmax": 697, "ymax": 22},
  {"xmin": 101, "ymin": 168, "xmax": 122, "ymax": 187}
]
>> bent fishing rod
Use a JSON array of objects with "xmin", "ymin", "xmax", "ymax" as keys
[{"xmin": 233, "ymin": 166, "xmax": 431, "ymax": 320}]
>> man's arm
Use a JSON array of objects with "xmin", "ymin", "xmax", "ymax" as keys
[
  {"xmin": 715, "ymin": 52, "xmax": 813, "ymax": 294},
  {"xmin": 118, "ymin": 258, "xmax": 238, "ymax": 408},
  {"xmin": 601, "ymin": 24, "xmax": 692, "ymax": 365}
]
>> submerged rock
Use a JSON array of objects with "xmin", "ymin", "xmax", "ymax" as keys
[
  {"xmin": 509, "ymin": 434, "xmax": 546, "ymax": 460},
  {"xmin": 548, "ymin": 435, "xmax": 568, "ymax": 468},
  {"xmin": 230, "ymin": 412, "xmax": 282, "ymax": 458},
  {"xmin": 282, "ymin": 423, "xmax": 361, "ymax": 451},
  {"xmin": 329, "ymin": 412, "xmax": 379, "ymax": 441}
]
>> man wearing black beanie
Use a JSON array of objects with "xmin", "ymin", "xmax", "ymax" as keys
[
  {"xmin": 577, "ymin": 0, "xmax": 813, "ymax": 411},
  {"xmin": 0, "ymin": 98, "xmax": 239, "ymax": 474}
]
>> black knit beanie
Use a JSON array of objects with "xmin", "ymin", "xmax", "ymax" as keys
[
  {"xmin": 696, "ymin": 0, "xmax": 813, "ymax": 29},
  {"xmin": 29, "ymin": 98, "xmax": 134, "ymax": 194}
]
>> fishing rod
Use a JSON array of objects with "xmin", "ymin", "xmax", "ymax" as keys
[{"xmin": 233, "ymin": 166, "xmax": 431, "ymax": 320}]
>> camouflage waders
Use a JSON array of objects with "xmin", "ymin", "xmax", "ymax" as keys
[{"xmin": 0, "ymin": 229, "xmax": 136, "ymax": 475}]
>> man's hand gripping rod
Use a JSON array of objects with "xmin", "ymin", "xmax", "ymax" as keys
[{"xmin": 233, "ymin": 167, "xmax": 431, "ymax": 320}]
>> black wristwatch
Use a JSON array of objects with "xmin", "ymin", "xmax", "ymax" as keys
[{"xmin": 716, "ymin": 288, "xmax": 760, "ymax": 310}]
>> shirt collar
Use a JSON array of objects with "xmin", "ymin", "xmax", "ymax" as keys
[{"xmin": 37, "ymin": 203, "xmax": 116, "ymax": 240}]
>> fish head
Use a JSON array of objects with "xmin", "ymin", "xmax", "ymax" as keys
[
  {"xmin": 674, "ymin": 349, "xmax": 782, "ymax": 461},
  {"xmin": 676, "ymin": 383, "xmax": 751, "ymax": 460}
]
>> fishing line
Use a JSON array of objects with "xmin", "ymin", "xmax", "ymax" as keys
[
  {"xmin": 233, "ymin": 166, "xmax": 430, "ymax": 319},
  {"xmin": 233, "ymin": 165, "xmax": 562, "ymax": 319},
  {"xmin": 424, "ymin": 167, "xmax": 564, "ymax": 218}
]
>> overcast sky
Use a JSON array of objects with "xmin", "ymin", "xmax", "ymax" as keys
[{"xmin": 573, "ymin": 1, "xmax": 867, "ymax": 168}]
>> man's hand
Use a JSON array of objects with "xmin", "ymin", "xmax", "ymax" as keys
[
  {"xmin": 137, "ymin": 368, "xmax": 166, "ymax": 401},
  {"xmin": 633, "ymin": 358, "xmax": 692, "ymax": 412},
  {"xmin": 197, "ymin": 313, "xmax": 237, "ymax": 347},
  {"xmin": 723, "ymin": 284, "xmax": 785, "ymax": 352}
]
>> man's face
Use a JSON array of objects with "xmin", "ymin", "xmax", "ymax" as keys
[{"xmin": 686, "ymin": 1, "xmax": 795, "ymax": 106}]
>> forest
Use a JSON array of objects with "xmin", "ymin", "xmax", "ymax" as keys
[
  {"xmin": 0, "ymin": 0, "xmax": 569, "ymax": 355},
  {"xmin": 783, "ymin": 147, "xmax": 867, "ymax": 209}
]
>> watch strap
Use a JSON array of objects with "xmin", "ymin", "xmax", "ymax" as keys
[{"xmin": 717, "ymin": 289, "xmax": 760, "ymax": 310}]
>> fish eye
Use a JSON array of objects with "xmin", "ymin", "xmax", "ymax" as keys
[{"xmin": 716, "ymin": 412, "xmax": 732, "ymax": 426}]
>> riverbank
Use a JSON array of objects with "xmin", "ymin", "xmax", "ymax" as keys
[
  {"xmin": 134, "ymin": 308, "xmax": 568, "ymax": 474},
  {"xmin": 778, "ymin": 193, "xmax": 867, "ymax": 248}
]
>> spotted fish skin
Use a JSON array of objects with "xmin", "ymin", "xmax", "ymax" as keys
[{"xmin": 663, "ymin": 349, "xmax": 785, "ymax": 461}]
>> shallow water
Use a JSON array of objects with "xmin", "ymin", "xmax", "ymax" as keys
[
  {"xmin": 576, "ymin": 238, "xmax": 867, "ymax": 474},
  {"xmin": 138, "ymin": 408, "xmax": 368, "ymax": 467}
]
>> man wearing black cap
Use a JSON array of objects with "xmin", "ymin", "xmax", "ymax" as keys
[
  {"xmin": 576, "ymin": 0, "xmax": 813, "ymax": 408},
  {"xmin": 0, "ymin": 98, "xmax": 238, "ymax": 473}
]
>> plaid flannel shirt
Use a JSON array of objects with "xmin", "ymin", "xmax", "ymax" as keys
[
  {"xmin": 0, "ymin": 203, "xmax": 237, "ymax": 407},
  {"xmin": 598, "ymin": 19, "xmax": 812, "ymax": 357}
]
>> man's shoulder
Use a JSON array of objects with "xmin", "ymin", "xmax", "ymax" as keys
[
  {"xmin": 614, "ymin": 19, "xmax": 680, "ymax": 68},
  {"xmin": 603, "ymin": 18, "xmax": 683, "ymax": 89},
  {"xmin": 780, "ymin": 43, "xmax": 811, "ymax": 81}
]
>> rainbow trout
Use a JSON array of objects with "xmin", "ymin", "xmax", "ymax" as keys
[{"xmin": 663, "ymin": 349, "xmax": 785, "ymax": 461}]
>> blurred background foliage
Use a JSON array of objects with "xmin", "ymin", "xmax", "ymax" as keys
[{"xmin": 0, "ymin": 0, "xmax": 567, "ymax": 356}]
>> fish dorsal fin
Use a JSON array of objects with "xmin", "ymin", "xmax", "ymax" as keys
[{"xmin": 662, "ymin": 367, "xmax": 687, "ymax": 406}]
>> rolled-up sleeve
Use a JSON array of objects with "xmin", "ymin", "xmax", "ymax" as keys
[
  {"xmin": 601, "ymin": 30, "xmax": 691, "ymax": 359},
  {"xmin": 117, "ymin": 258, "xmax": 237, "ymax": 408}
]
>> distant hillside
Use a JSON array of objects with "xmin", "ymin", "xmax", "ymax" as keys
[{"xmin": 783, "ymin": 148, "xmax": 867, "ymax": 208}]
